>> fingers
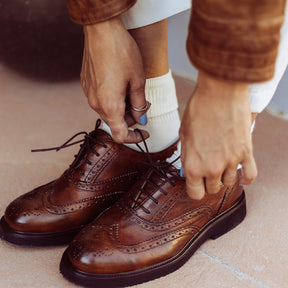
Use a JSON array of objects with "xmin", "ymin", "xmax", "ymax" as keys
[
  {"xmin": 101, "ymin": 113, "xmax": 149, "ymax": 144},
  {"xmin": 222, "ymin": 168, "xmax": 238, "ymax": 186},
  {"xmin": 181, "ymin": 147, "xmax": 238, "ymax": 200},
  {"xmin": 181, "ymin": 154, "xmax": 206, "ymax": 200},
  {"xmin": 124, "ymin": 129, "xmax": 150, "ymax": 144},
  {"xmin": 205, "ymin": 176, "xmax": 223, "ymax": 194},
  {"xmin": 124, "ymin": 111, "xmax": 137, "ymax": 127},
  {"xmin": 239, "ymin": 155, "xmax": 258, "ymax": 185},
  {"xmin": 183, "ymin": 156, "xmax": 257, "ymax": 201},
  {"xmin": 184, "ymin": 168, "xmax": 223, "ymax": 199},
  {"xmin": 111, "ymin": 126, "xmax": 150, "ymax": 144},
  {"xmin": 86, "ymin": 86, "xmax": 150, "ymax": 144},
  {"xmin": 130, "ymin": 101, "xmax": 151, "ymax": 126},
  {"xmin": 129, "ymin": 76, "xmax": 150, "ymax": 126},
  {"xmin": 104, "ymin": 115, "xmax": 150, "ymax": 144},
  {"xmin": 186, "ymin": 176, "xmax": 205, "ymax": 200}
]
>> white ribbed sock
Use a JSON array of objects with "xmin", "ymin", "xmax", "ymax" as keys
[
  {"xmin": 166, "ymin": 141, "xmax": 182, "ymax": 169},
  {"xmin": 128, "ymin": 70, "xmax": 180, "ymax": 152},
  {"xmin": 102, "ymin": 70, "xmax": 181, "ymax": 153}
]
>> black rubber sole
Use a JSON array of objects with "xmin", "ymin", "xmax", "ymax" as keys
[
  {"xmin": 0, "ymin": 217, "xmax": 82, "ymax": 247},
  {"xmin": 60, "ymin": 191, "xmax": 247, "ymax": 288}
]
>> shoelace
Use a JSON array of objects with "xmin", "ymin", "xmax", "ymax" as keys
[
  {"xmin": 31, "ymin": 119, "xmax": 108, "ymax": 175},
  {"xmin": 130, "ymin": 130, "xmax": 180, "ymax": 214}
]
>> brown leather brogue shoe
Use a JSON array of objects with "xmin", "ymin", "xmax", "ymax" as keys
[
  {"xmin": 0, "ymin": 121, "xmax": 177, "ymax": 247},
  {"xmin": 60, "ymin": 161, "xmax": 246, "ymax": 287}
]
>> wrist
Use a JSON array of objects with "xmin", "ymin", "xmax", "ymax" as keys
[
  {"xmin": 197, "ymin": 70, "xmax": 249, "ymax": 100},
  {"xmin": 83, "ymin": 16, "xmax": 124, "ymax": 37}
]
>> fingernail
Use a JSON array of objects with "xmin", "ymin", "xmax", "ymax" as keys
[
  {"xmin": 180, "ymin": 167, "xmax": 184, "ymax": 177},
  {"xmin": 140, "ymin": 113, "xmax": 147, "ymax": 126}
]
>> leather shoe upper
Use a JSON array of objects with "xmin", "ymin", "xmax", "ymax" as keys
[
  {"xmin": 66, "ymin": 161, "xmax": 244, "ymax": 274},
  {"xmin": 4, "ymin": 124, "xmax": 177, "ymax": 233}
]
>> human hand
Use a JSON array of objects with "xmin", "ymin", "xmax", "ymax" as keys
[
  {"xmin": 81, "ymin": 16, "xmax": 150, "ymax": 143},
  {"xmin": 180, "ymin": 71, "xmax": 257, "ymax": 200}
]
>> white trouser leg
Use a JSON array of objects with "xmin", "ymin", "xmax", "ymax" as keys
[
  {"xmin": 249, "ymin": 5, "xmax": 288, "ymax": 113},
  {"xmin": 121, "ymin": 0, "xmax": 191, "ymax": 30}
]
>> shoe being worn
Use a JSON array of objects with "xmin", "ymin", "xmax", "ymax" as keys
[
  {"xmin": 60, "ymin": 157, "xmax": 246, "ymax": 287},
  {"xmin": 0, "ymin": 120, "xmax": 177, "ymax": 247}
]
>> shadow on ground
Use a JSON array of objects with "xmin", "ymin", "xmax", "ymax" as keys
[{"xmin": 0, "ymin": 0, "xmax": 83, "ymax": 82}]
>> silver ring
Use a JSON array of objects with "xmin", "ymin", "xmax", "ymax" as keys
[{"xmin": 131, "ymin": 101, "xmax": 149, "ymax": 112}]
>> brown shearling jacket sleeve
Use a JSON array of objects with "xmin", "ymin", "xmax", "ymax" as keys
[
  {"xmin": 65, "ymin": 0, "xmax": 287, "ymax": 83},
  {"xmin": 65, "ymin": 0, "xmax": 136, "ymax": 24},
  {"xmin": 187, "ymin": 0, "xmax": 287, "ymax": 82}
]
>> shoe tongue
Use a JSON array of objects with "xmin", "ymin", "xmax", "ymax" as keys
[
  {"xmin": 135, "ymin": 168, "xmax": 163, "ymax": 204},
  {"xmin": 90, "ymin": 128, "xmax": 113, "ymax": 142},
  {"xmin": 68, "ymin": 128, "xmax": 113, "ymax": 176}
]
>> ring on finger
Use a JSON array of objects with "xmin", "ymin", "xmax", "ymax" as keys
[{"xmin": 131, "ymin": 101, "xmax": 149, "ymax": 112}]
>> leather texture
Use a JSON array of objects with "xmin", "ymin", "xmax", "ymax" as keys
[
  {"xmin": 2, "ymin": 126, "xmax": 177, "ymax": 237},
  {"xmin": 62, "ymin": 161, "xmax": 245, "ymax": 285},
  {"xmin": 64, "ymin": 0, "xmax": 287, "ymax": 83}
]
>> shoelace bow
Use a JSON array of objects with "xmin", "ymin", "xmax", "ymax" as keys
[
  {"xmin": 31, "ymin": 119, "xmax": 108, "ymax": 175},
  {"xmin": 130, "ymin": 129, "xmax": 180, "ymax": 214}
]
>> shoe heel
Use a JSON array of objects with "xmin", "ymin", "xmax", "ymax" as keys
[{"xmin": 210, "ymin": 192, "xmax": 246, "ymax": 240}]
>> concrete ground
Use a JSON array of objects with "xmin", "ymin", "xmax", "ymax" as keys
[{"xmin": 0, "ymin": 63, "xmax": 287, "ymax": 288}]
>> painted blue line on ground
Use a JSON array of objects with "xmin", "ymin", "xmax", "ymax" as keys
[{"xmin": 199, "ymin": 249, "xmax": 271, "ymax": 288}]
